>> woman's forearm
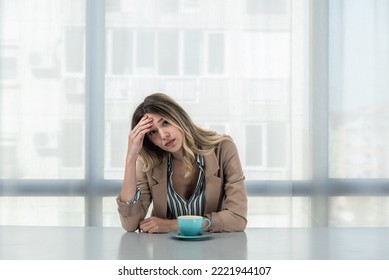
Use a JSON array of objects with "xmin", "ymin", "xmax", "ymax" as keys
[{"xmin": 119, "ymin": 157, "xmax": 138, "ymax": 202}]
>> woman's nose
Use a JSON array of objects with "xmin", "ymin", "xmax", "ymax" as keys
[{"xmin": 160, "ymin": 129, "xmax": 170, "ymax": 139}]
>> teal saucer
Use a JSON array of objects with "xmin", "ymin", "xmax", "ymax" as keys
[{"xmin": 169, "ymin": 231, "xmax": 212, "ymax": 240}]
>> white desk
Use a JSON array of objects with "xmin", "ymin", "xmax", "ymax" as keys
[{"xmin": 1, "ymin": 226, "xmax": 389, "ymax": 260}]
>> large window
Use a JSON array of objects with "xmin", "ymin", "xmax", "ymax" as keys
[
  {"xmin": 0, "ymin": 0, "xmax": 86, "ymax": 225},
  {"xmin": 1, "ymin": 0, "xmax": 388, "ymax": 227}
]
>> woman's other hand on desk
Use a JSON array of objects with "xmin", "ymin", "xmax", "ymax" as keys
[{"xmin": 139, "ymin": 217, "xmax": 179, "ymax": 233}]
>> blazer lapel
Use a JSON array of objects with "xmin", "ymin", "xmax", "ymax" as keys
[
  {"xmin": 150, "ymin": 159, "xmax": 168, "ymax": 218},
  {"xmin": 203, "ymin": 149, "xmax": 222, "ymax": 213}
]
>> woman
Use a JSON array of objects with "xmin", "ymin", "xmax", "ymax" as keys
[{"xmin": 117, "ymin": 93, "xmax": 247, "ymax": 233}]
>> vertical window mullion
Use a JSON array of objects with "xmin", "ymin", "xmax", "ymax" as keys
[
  {"xmin": 85, "ymin": 0, "xmax": 105, "ymax": 226},
  {"xmin": 310, "ymin": 0, "xmax": 330, "ymax": 227}
]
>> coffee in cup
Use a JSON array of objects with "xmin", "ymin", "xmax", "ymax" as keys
[{"xmin": 177, "ymin": 215, "xmax": 212, "ymax": 236}]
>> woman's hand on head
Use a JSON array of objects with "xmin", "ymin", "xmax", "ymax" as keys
[
  {"xmin": 127, "ymin": 115, "xmax": 153, "ymax": 161},
  {"xmin": 139, "ymin": 217, "xmax": 179, "ymax": 233}
]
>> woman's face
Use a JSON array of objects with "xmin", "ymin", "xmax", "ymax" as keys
[{"xmin": 145, "ymin": 113, "xmax": 183, "ymax": 155}]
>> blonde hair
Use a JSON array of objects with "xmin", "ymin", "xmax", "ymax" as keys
[{"xmin": 131, "ymin": 93, "xmax": 231, "ymax": 176}]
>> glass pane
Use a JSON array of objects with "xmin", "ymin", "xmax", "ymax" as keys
[
  {"xmin": 248, "ymin": 197, "xmax": 310, "ymax": 227},
  {"xmin": 112, "ymin": 29, "xmax": 133, "ymax": 75},
  {"xmin": 104, "ymin": 0, "xmax": 310, "ymax": 181},
  {"xmin": 158, "ymin": 31, "xmax": 179, "ymax": 75},
  {"xmin": 329, "ymin": 0, "xmax": 389, "ymax": 178},
  {"xmin": 208, "ymin": 33, "xmax": 224, "ymax": 74},
  {"xmin": 0, "ymin": 197, "xmax": 84, "ymax": 226},
  {"xmin": 65, "ymin": 29, "xmax": 84, "ymax": 73},
  {"xmin": 0, "ymin": 0, "xmax": 86, "ymax": 179},
  {"xmin": 247, "ymin": 0, "xmax": 288, "ymax": 15},
  {"xmin": 184, "ymin": 31, "xmax": 202, "ymax": 75},
  {"xmin": 267, "ymin": 122, "xmax": 287, "ymax": 168},
  {"xmin": 106, "ymin": 0, "xmax": 121, "ymax": 12},
  {"xmin": 105, "ymin": 120, "xmax": 128, "ymax": 179},
  {"xmin": 60, "ymin": 122, "xmax": 84, "ymax": 169},
  {"xmin": 103, "ymin": 196, "xmax": 120, "ymax": 227},
  {"xmin": 330, "ymin": 197, "xmax": 389, "ymax": 227},
  {"xmin": 0, "ymin": 57, "xmax": 17, "ymax": 80},
  {"xmin": 137, "ymin": 31, "xmax": 155, "ymax": 70},
  {"xmin": 246, "ymin": 125, "xmax": 263, "ymax": 166},
  {"xmin": 160, "ymin": 0, "xmax": 179, "ymax": 13},
  {"xmin": 244, "ymin": 32, "xmax": 290, "ymax": 78}
]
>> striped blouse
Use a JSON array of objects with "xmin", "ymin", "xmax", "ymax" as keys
[{"xmin": 167, "ymin": 153, "xmax": 206, "ymax": 219}]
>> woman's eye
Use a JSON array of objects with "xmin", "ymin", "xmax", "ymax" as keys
[
  {"xmin": 148, "ymin": 130, "xmax": 156, "ymax": 136},
  {"xmin": 162, "ymin": 120, "xmax": 169, "ymax": 126}
]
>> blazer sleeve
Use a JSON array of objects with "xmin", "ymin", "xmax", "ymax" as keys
[
  {"xmin": 116, "ymin": 159, "xmax": 152, "ymax": 232},
  {"xmin": 207, "ymin": 139, "xmax": 248, "ymax": 232}
]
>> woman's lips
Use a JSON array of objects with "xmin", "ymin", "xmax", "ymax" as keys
[{"xmin": 165, "ymin": 139, "xmax": 175, "ymax": 147}]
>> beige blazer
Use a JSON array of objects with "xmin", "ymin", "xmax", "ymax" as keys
[{"xmin": 117, "ymin": 139, "xmax": 248, "ymax": 232}]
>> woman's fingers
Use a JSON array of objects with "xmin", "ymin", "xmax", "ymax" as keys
[
  {"xmin": 126, "ymin": 115, "xmax": 153, "ymax": 159},
  {"xmin": 139, "ymin": 217, "xmax": 177, "ymax": 233},
  {"xmin": 132, "ymin": 115, "xmax": 153, "ymax": 140}
]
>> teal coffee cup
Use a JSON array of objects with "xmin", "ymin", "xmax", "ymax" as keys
[{"xmin": 177, "ymin": 215, "xmax": 212, "ymax": 236}]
